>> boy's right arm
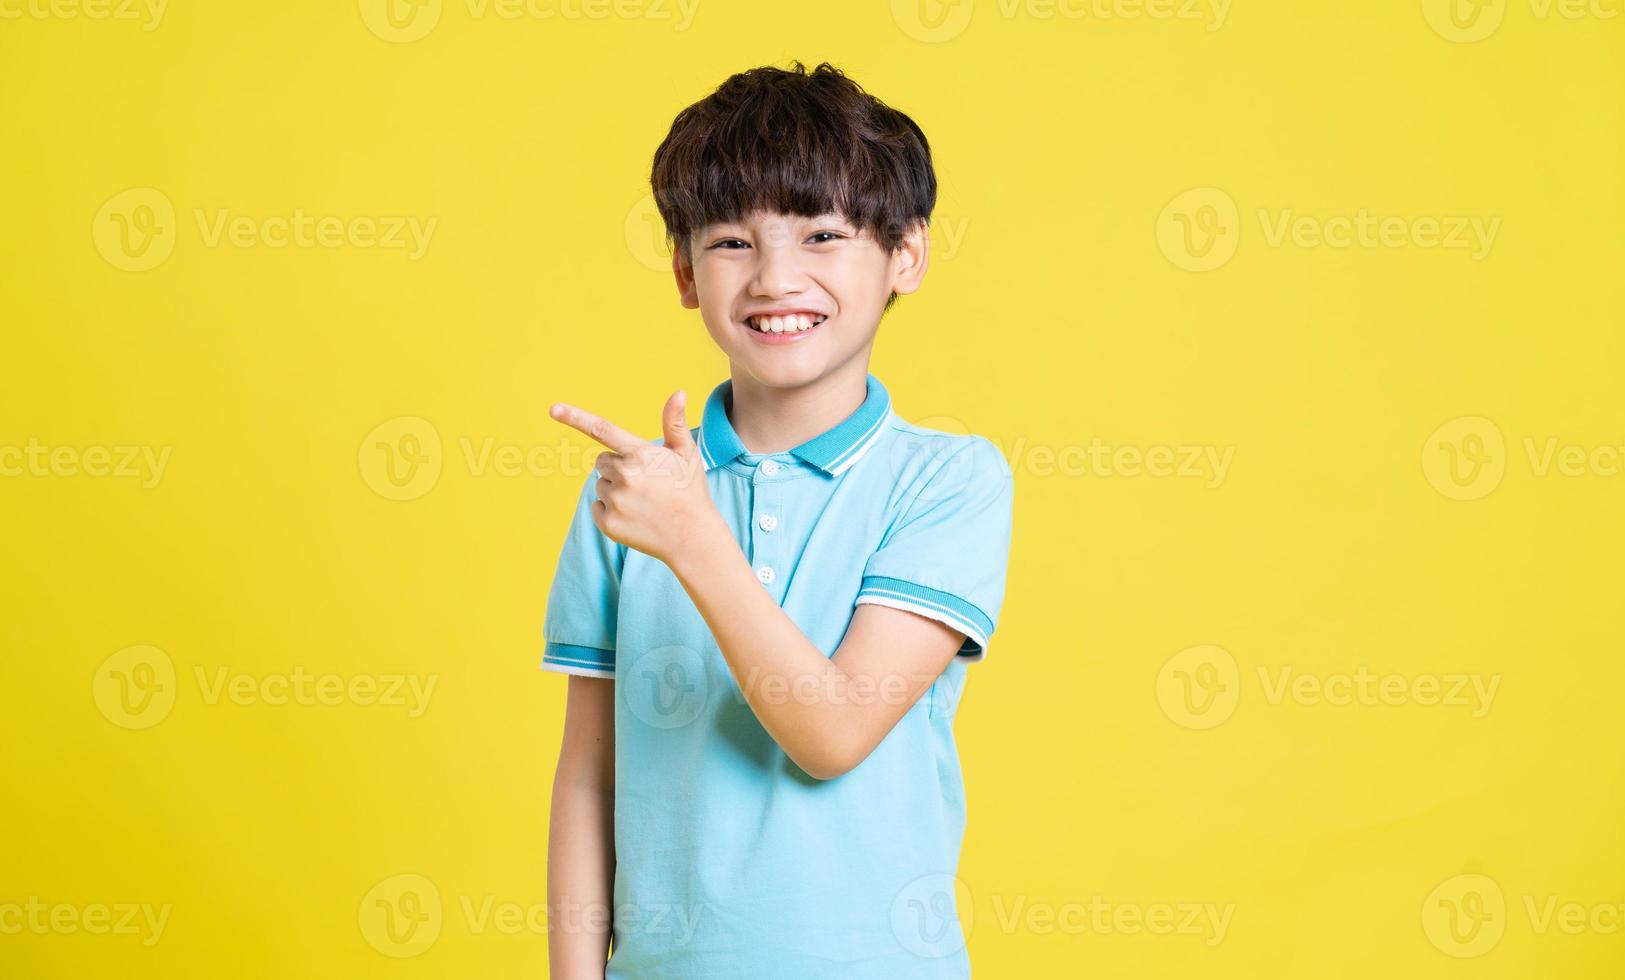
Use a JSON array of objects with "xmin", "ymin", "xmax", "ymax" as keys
[{"xmin": 548, "ymin": 673, "xmax": 616, "ymax": 978}]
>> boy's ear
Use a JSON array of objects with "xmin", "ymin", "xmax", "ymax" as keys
[
  {"xmin": 672, "ymin": 244, "xmax": 700, "ymax": 309},
  {"xmin": 888, "ymin": 219, "xmax": 931, "ymax": 297}
]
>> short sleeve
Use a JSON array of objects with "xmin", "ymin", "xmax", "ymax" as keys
[
  {"xmin": 539, "ymin": 466, "xmax": 626, "ymax": 678},
  {"xmin": 855, "ymin": 436, "xmax": 1014, "ymax": 662}
]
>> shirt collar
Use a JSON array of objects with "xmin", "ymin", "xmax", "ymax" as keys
[{"xmin": 697, "ymin": 373, "xmax": 893, "ymax": 477}]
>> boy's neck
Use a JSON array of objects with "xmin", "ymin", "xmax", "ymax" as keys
[{"xmin": 726, "ymin": 365, "xmax": 869, "ymax": 456}]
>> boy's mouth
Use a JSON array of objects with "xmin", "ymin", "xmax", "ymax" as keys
[{"xmin": 744, "ymin": 313, "xmax": 827, "ymax": 335}]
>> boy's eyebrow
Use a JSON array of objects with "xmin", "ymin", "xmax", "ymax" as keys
[{"xmin": 705, "ymin": 212, "xmax": 855, "ymax": 230}]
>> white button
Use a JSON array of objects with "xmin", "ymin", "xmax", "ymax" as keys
[
  {"xmin": 758, "ymin": 513, "xmax": 778, "ymax": 532},
  {"xmin": 756, "ymin": 565, "xmax": 776, "ymax": 584},
  {"xmin": 760, "ymin": 459, "xmax": 781, "ymax": 476}
]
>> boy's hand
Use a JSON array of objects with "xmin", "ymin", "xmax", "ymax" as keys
[{"xmin": 548, "ymin": 390, "xmax": 723, "ymax": 566}]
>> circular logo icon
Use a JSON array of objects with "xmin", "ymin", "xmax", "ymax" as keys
[
  {"xmin": 891, "ymin": 0, "xmax": 974, "ymax": 43},
  {"xmin": 890, "ymin": 872, "xmax": 973, "ymax": 958},
  {"xmin": 93, "ymin": 188, "xmax": 177, "ymax": 272},
  {"xmin": 359, "ymin": 873, "xmax": 442, "ymax": 958},
  {"xmin": 359, "ymin": 416, "xmax": 443, "ymax": 501},
  {"xmin": 1422, "ymin": 0, "xmax": 1505, "ymax": 43},
  {"xmin": 1421, "ymin": 416, "xmax": 1505, "ymax": 501},
  {"xmin": 624, "ymin": 191, "xmax": 676, "ymax": 273},
  {"xmin": 359, "ymin": 0, "xmax": 442, "ymax": 42},
  {"xmin": 888, "ymin": 417, "xmax": 985, "ymax": 507},
  {"xmin": 1156, "ymin": 644, "xmax": 1240, "ymax": 730},
  {"xmin": 93, "ymin": 644, "xmax": 177, "ymax": 730},
  {"xmin": 624, "ymin": 645, "xmax": 709, "ymax": 730},
  {"xmin": 1156, "ymin": 187, "xmax": 1240, "ymax": 272},
  {"xmin": 1422, "ymin": 873, "xmax": 1505, "ymax": 958}
]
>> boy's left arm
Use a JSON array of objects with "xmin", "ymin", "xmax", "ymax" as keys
[
  {"xmin": 549, "ymin": 391, "xmax": 980, "ymax": 781},
  {"xmin": 669, "ymin": 525, "xmax": 966, "ymax": 780}
]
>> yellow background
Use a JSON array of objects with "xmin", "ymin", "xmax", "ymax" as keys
[{"xmin": 3, "ymin": 0, "xmax": 1623, "ymax": 976}]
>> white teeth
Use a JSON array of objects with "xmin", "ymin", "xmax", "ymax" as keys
[{"xmin": 749, "ymin": 314, "xmax": 826, "ymax": 333}]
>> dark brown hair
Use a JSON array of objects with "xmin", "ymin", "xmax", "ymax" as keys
[{"xmin": 650, "ymin": 61, "xmax": 936, "ymax": 310}]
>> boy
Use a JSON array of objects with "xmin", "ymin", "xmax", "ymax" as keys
[{"xmin": 541, "ymin": 61, "xmax": 1014, "ymax": 979}]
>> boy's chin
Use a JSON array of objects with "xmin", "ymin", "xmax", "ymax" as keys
[{"xmin": 733, "ymin": 354, "xmax": 835, "ymax": 390}]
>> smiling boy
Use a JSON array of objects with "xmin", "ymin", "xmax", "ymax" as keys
[{"xmin": 541, "ymin": 61, "xmax": 1014, "ymax": 978}]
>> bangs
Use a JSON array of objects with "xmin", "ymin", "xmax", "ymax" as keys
[{"xmin": 651, "ymin": 61, "xmax": 935, "ymax": 259}]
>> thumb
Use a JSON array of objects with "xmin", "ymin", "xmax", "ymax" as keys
[{"xmin": 662, "ymin": 389, "xmax": 695, "ymax": 453}]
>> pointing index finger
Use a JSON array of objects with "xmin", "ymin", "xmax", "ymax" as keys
[{"xmin": 549, "ymin": 402, "xmax": 645, "ymax": 453}]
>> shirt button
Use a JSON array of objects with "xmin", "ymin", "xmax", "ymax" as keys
[
  {"xmin": 760, "ymin": 459, "xmax": 781, "ymax": 476},
  {"xmin": 758, "ymin": 513, "xmax": 778, "ymax": 532},
  {"xmin": 756, "ymin": 565, "xmax": 776, "ymax": 584}
]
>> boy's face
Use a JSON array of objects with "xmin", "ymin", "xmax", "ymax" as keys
[{"xmin": 672, "ymin": 209, "xmax": 929, "ymax": 389}]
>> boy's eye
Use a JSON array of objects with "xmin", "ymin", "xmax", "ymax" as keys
[{"xmin": 705, "ymin": 230, "xmax": 847, "ymax": 250}]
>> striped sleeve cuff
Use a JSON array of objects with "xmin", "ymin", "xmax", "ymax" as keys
[
  {"xmin": 540, "ymin": 641, "xmax": 615, "ymax": 678},
  {"xmin": 854, "ymin": 575, "xmax": 994, "ymax": 662}
]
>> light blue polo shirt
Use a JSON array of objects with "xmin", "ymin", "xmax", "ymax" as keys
[{"xmin": 540, "ymin": 372, "xmax": 1014, "ymax": 978}]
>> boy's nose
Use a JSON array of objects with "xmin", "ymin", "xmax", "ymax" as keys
[{"xmin": 747, "ymin": 246, "xmax": 810, "ymax": 297}]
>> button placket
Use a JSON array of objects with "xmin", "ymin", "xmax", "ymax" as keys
[{"xmin": 751, "ymin": 459, "xmax": 786, "ymax": 595}]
